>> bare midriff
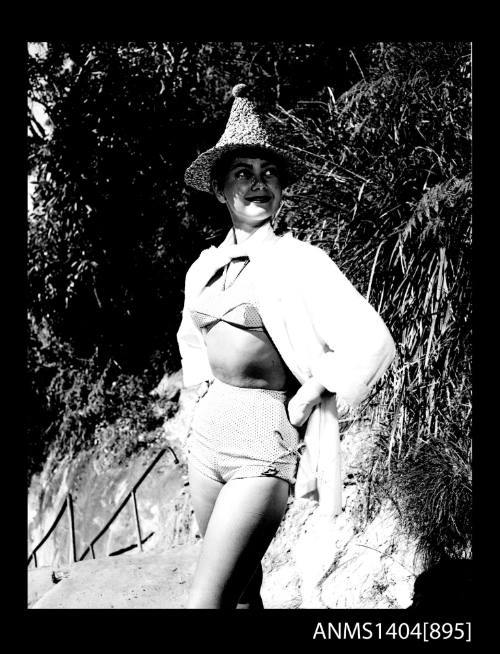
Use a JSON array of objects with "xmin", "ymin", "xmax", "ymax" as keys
[
  {"xmin": 204, "ymin": 322, "xmax": 292, "ymax": 391},
  {"xmin": 195, "ymin": 258, "xmax": 297, "ymax": 392}
]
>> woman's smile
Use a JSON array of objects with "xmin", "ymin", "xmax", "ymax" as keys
[
  {"xmin": 213, "ymin": 156, "xmax": 282, "ymax": 228},
  {"xmin": 246, "ymin": 194, "xmax": 272, "ymax": 204}
]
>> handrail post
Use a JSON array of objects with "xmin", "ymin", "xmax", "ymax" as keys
[
  {"xmin": 33, "ymin": 551, "xmax": 38, "ymax": 568},
  {"xmin": 131, "ymin": 490, "xmax": 143, "ymax": 553},
  {"xmin": 67, "ymin": 492, "xmax": 77, "ymax": 563},
  {"xmin": 27, "ymin": 496, "xmax": 68, "ymax": 568},
  {"xmin": 90, "ymin": 543, "xmax": 96, "ymax": 559}
]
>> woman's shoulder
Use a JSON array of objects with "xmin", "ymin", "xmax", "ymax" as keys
[
  {"xmin": 186, "ymin": 246, "xmax": 216, "ymax": 272},
  {"xmin": 274, "ymin": 232, "xmax": 334, "ymax": 265},
  {"xmin": 183, "ymin": 247, "xmax": 217, "ymax": 293}
]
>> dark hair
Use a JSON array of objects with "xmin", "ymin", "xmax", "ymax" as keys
[{"xmin": 211, "ymin": 146, "xmax": 289, "ymax": 192}]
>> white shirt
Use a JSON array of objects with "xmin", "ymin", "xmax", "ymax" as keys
[{"xmin": 177, "ymin": 222, "xmax": 396, "ymax": 516}]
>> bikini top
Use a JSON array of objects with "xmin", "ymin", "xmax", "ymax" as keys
[{"xmin": 189, "ymin": 259, "xmax": 264, "ymax": 332}]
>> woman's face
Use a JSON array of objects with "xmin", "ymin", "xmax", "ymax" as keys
[{"xmin": 213, "ymin": 156, "xmax": 282, "ymax": 228}]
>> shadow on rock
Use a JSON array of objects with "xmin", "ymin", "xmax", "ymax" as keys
[{"xmin": 407, "ymin": 558, "xmax": 472, "ymax": 613}]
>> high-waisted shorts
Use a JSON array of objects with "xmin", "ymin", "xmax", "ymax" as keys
[{"xmin": 187, "ymin": 378, "xmax": 302, "ymax": 486}]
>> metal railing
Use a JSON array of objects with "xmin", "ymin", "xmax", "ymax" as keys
[
  {"xmin": 78, "ymin": 446, "xmax": 178, "ymax": 560},
  {"xmin": 27, "ymin": 492, "xmax": 77, "ymax": 568},
  {"xmin": 27, "ymin": 446, "xmax": 178, "ymax": 568}
]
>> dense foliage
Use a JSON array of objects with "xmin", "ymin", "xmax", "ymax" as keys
[
  {"xmin": 272, "ymin": 42, "xmax": 471, "ymax": 565},
  {"xmin": 28, "ymin": 41, "xmax": 471, "ymax": 566}
]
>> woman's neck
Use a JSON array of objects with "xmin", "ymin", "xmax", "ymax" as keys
[{"xmin": 230, "ymin": 219, "xmax": 271, "ymax": 244}]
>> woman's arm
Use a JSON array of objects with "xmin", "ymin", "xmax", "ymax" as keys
[
  {"xmin": 176, "ymin": 264, "xmax": 214, "ymax": 388},
  {"xmin": 298, "ymin": 244, "xmax": 396, "ymax": 408},
  {"xmin": 287, "ymin": 377, "xmax": 328, "ymax": 427},
  {"xmin": 176, "ymin": 307, "xmax": 213, "ymax": 387}
]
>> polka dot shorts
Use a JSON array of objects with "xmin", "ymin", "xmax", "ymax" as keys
[{"xmin": 187, "ymin": 378, "xmax": 303, "ymax": 486}]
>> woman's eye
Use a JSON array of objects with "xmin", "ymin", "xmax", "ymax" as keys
[{"xmin": 233, "ymin": 167, "xmax": 278, "ymax": 180}]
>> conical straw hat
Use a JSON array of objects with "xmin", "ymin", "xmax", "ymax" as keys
[{"xmin": 184, "ymin": 83, "xmax": 306, "ymax": 193}]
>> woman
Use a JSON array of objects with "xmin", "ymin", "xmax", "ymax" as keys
[{"xmin": 177, "ymin": 84, "xmax": 396, "ymax": 608}]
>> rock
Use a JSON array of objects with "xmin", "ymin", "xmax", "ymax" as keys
[
  {"xmin": 28, "ymin": 566, "xmax": 59, "ymax": 608},
  {"xmin": 30, "ymin": 544, "xmax": 201, "ymax": 609},
  {"xmin": 258, "ymin": 423, "xmax": 420, "ymax": 609}
]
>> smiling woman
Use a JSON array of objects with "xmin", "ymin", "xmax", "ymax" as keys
[
  {"xmin": 213, "ymin": 156, "xmax": 282, "ymax": 230},
  {"xmin": 177, "ymin": 83, "xmax": 396, "ymax": 608}
]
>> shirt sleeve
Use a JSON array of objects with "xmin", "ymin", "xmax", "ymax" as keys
[
  {"xmin": 176, "ymin": 266, "xmax": 214, "ymax": 388},
  {"xmin": 302, "ymin": 244, "xmax": 396, "ymax": 407}
]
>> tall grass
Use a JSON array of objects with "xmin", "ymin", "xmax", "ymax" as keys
[{"xmin": 273, "ymin": 42, "xmax": 472, "ymax": 566}]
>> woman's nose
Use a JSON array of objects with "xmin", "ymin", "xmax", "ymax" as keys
[{"xmin": 251, "ymin": 175, "xmax": 266, "ymax": 189}]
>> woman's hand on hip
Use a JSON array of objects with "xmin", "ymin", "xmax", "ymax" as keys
[{"xmin": 287, "ymin": 378, "xmax": 327, "ymax": 427}]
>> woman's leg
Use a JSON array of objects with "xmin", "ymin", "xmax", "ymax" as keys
[
  {"xmin": 187, "ymin": 476, "xmax": 289, "ymax": 608},
  {"xmin": 237, "ymin": 562, "xmax": 263, "ymax": 609},
  {"xmin": 188, "ymin": 464, "xmax": 224, "ymax": 536},
  {"xmin": 188, "ymin": 464, "xmax": 265, "ymax": 608}
]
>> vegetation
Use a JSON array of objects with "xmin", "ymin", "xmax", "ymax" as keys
[
  {"xmin": 271, "ymin": 42, "xmax": 471, "ymax": 565},
  {"xmin": 28, "ymin": 41, "xmax": 471, "ymax": 567}
]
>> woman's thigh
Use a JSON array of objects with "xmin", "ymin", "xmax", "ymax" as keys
[
  {"xmin": 187, "ymin": 476, "xmax": 289, "ymax": 608},
  {"xmin": 188, "ymin": 464, "xmax": 224, "ymax": 537}
]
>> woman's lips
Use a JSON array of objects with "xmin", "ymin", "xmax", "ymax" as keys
[{"xmin": 247, "ymin": 196, "xmax": 271, "ymax": 203}]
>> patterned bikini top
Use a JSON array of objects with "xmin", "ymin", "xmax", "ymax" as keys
[{"xmin": 189, "ymin": 260, "xmax": 264, "ymax": 332}]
